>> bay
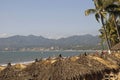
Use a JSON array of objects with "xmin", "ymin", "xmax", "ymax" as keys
[{"xmin": 0, "ymin": 50, "xmax": 96, "ymax": 65}]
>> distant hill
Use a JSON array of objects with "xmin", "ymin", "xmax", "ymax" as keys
[{"xmin": 0, "ymin": 34, "xmax": 101, "ymax": 51}]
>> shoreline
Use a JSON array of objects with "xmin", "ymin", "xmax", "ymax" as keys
[
  {"xmin": 0, "ymin": 60, "xmax": 35, "ymax": 67},
  {"xmin": 0, "ymin": 49, "xmax": 100, "ymax": 52},
  {"xmin": 0, "ymin": 50, "xmax": 98, "ymax": 66}
]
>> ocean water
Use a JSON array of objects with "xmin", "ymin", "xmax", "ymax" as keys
[{"xmin": 0, "ymin": 50, "xmax": 96, "ymax": 65}]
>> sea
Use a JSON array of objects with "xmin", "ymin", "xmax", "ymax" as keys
[{"xmin": 0, "ymin": 50, "xmax": 97, "ymax": 66}]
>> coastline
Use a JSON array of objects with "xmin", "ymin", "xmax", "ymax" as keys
[
  {"xmin": 0, "ymin": 50, "xmax": 98, "ymax": 65},
  {"xmin": 0, "ymin": 60, "xmax": 34, "ymax": 67}
]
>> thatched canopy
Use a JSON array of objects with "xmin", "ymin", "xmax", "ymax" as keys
[
  {"xmin": 49, "ymin": 58, "xmax": 89, "ymax": 80},
  {"xmin": 0, "ymin": 53, "xmax": 120, "ymax": 80},
  {"xmin": 0, "ymin": 66, "xmax": 5, "ymax": 71},
  {"xmin": 25, "ymin": 59, "xmax": 53, "ymax": 80},
  {"xmin": 112, "ymin": 42, "xmax": 120, "ymax": 50},
  {"xmin": 104, "ymin": 53, "xmax": 120, "ymax": 66},
  {"xmin": 0, "ymin": 65, "xmax": 31, "ymax": 80}
]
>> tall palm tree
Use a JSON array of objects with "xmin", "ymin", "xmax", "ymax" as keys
[
  {"xmin": 99, "ymin": 17, "xmax": 119, "ymax": 47},
  {"xmin": 105, "ymin": 3, "xmax": 120, "ymax": 41},
  {"xmin": 85, "ymin": 0, "xmax": 111, "ymax": 54}
]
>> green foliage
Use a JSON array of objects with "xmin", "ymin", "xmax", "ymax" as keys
[
  {"xmin": 85, "ymin": 0, "xmax": 120, "ymax": 50},
  {"xmin": 99, "ymin": 16, "xmax": 119, "ymax": 47}
]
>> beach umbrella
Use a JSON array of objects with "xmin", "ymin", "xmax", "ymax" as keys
[
  {"xmin": 25, "ymin": 58, "xmax": 53, "ymax": 80},
  {"xmin": 104, "ymin": 53, "xmax": 120, "ymax": 67},
  {"xmin": 0, "ymin": 64, "xmax": 31, "ymax": 80},
  {"xmin": 49, "ymin": 57, "xmax": 87, "ymax": 80},
  {"xmin": 112, "ymin": 42, "xmax": 120, "ymax": 50}
]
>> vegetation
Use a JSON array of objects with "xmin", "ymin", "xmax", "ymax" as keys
[
  {"xmin": 85, "ymin": 0, "xmax": 120, "ymax": 53},
  {"xmin": 0, "ymin": 35, "xmax": 101, "ymax": 51}
]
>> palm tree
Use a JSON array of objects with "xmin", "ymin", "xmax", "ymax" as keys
[
  {"xmin": 108, "ymin": 16, "xmax": 119, "ymax": 46},
  {"xmin": 99, "ymin": 17, "xmax": 119, "ymax": 48},
  {"xmin": 85, "ymin": 0, "xmax": 111, "ymax": 54},
  {"xmin": 105, "ymin": 3, "xmax": 120, "ymax": 41}
]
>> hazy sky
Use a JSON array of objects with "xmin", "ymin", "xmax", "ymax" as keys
[{"xmin": 0, "ymin": 0, "xmax": 101, "ymax": 39}]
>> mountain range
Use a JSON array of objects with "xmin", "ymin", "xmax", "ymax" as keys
[{"xmin": 0, "ymin": 34, "xmax": 101, "ymax": 51}]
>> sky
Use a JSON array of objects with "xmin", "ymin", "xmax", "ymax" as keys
[{"xmin": 0, "ymin": 0, "xmax": 101, "ymax": 39}]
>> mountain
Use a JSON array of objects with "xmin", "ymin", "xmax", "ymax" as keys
[{"xmin": 0, "ymin": 34, "xmax": 101, "ymax": 51}]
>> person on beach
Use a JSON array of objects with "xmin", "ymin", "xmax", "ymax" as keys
[
  {"xmin": 84, "ymin": 52, "xmax": 87, "ymax": 56},
  {"xmin": 7, "ymin": 62, "xmax": 11, "ymax": 67},
  {"xmin": 59, "ymin": 54, "xmax": 62, "ymax": 58},
  {"xmin": 101, "ymin": 51, "xmax": 106, "ymax": 58},
  {"xmin": 35, "ymin": 58, "xmax": 39, "ymax": 62},
  {"xmin": 95, "ymin": 50, "xmax": 99, "ymax": 56}
]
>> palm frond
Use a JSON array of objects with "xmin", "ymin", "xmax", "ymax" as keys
[
  {"xmin": 101, "ymin": 11, "xmax": 107, "ymax": 19},
  {"xmin": 85, "ymin": 9, "xmax": 96, "ymax": 16},
  {"xmin": 95, "ymin": 13, "xmax": 100, "ymax": 22}
]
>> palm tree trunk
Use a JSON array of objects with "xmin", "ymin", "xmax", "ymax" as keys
[
  {"xmin": 101, "ymin": 16, "xmax": 111, "ymax": 54},
  {"xmin": 113, "ymin": 15, "xmax": 120, "ymax": 41}
]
